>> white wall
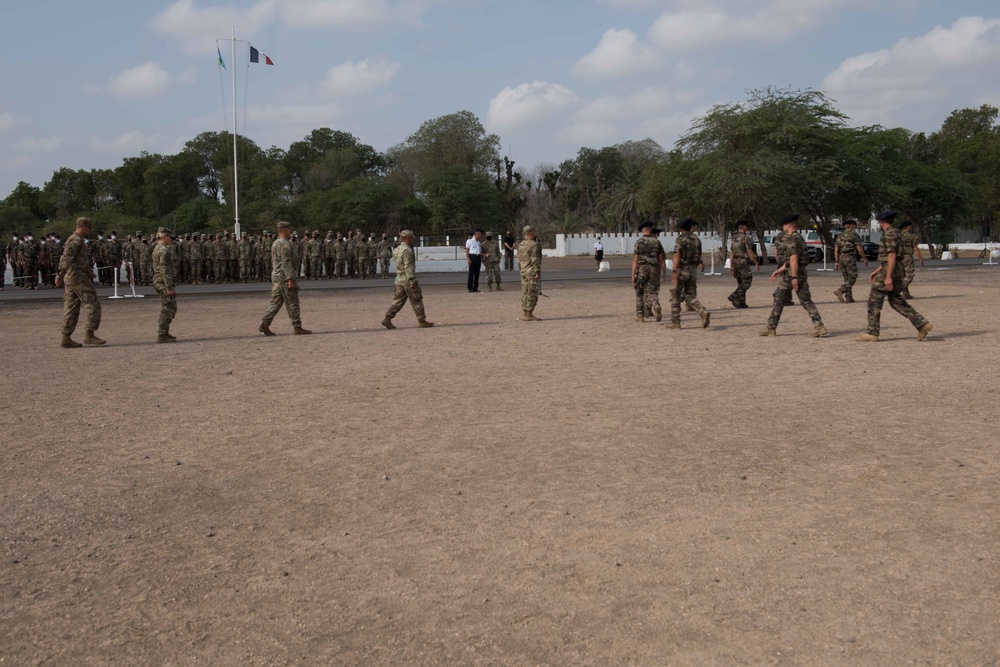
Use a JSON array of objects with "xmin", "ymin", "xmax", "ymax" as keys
[{"xmin": 554, "ymin": 232, "xmax": 724, "ymax": 257}]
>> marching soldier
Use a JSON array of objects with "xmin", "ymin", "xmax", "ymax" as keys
[
  {"xmin": 259, "ymin": 221, "xmax": 311, "ymax": 336},
  {"xmin": 760, "ymin": 214, "xmax": 827, "ymax": 337},
  {"xmin": 727, "ymin": 220, "xmax": 759, "ymax": 308},
  {"xmin": 632, "ymin": 221, "xmax": 666, "ymax": 322},
  {"xmin": 381, "ymin": 230, "xmax": 433, "ymax": 329},
  {"xmin": 667, "ymin": 218, "xmax": 710, "ymax": 329},
  {"xmin": 56, "ymin": 217, "xmax": 105, "ymax": 348},
  {"xmin": 152, "ymin": 228, "xmax": 178, "ymax": 342},
  {"xmin": 833, "ymin": 219, "xmax": 868, "ymax": 303},
  {"xmin": 856, "ymin": 211, "xmax": 932, "ymax": 343},
  {"xmin": 518, "ymin": 226, "xmax": 542, "ymax": 321}
]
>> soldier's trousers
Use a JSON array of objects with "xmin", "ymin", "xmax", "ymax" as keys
[
  {"xmin": 154, "ymin": 283, "xmax": 177, "ymax": 334},
  {"xmin": 215, "ymin": 260, "xmax": 227, "ymax": 282},
  {"xmin": 380, "ymin": 258, "xmax": 390, "ymax": 277},
  {"xmin": 348, "ymin": 257, "xmax": 356, "ymax": 277},
  {"xmin": 262, "ymin": 281, "xmax": 302, "ymax": 328},
  {"xmin": 203, "ymin": 260, "xmax": 213, "ymax": 282},
  {"xmin": 386, "ymin": 282, "xmax": 427, "ymax": 321},
  {"xmin": 309, "ymin": 257, "xmax": 322, "ymax": 279},
  {"xmin": 238, "ymin": 260, "xmax": 248, "ymax": 281},
  {"xmin": 191, "ymin": 260, "xmax": 203, "ymax": 283},
  {"xmin": 768, "ymin": 273, "xmax": 822, "ymax": 329},
  {"xmin": 838, "ymin": 261, "xmax": 859, "ymax": 299},
  {"xmin": 62, "ymin": 283, "xmax": 101, "ymax": 335},
  {"xmin": 485, "ymin": 262, "xmax": 501, "ymax": 287},
  {"xmin": 369, "ymin": 257, "xmax": 377, "ymax": 277},
  {"xmin": 669, "ymin": 266, "xmax": 706, "ymax": 323},
  {"xmin": 521, "ymin": 274, "xmax": 540, "ymax": 311},
  {"xmin": 634, "ymin": 264, "xmax": 661, "ymax": 315},
  {"xmin": 729, "ymin": 260, "xmax": 753, "ymax": 305},
  {"xmin": 231, "ymin": 260, "xmax": 238, "ymax": 282},
  {"xmin": 504, "ymin": 252, "xmax": 514, "ymax": 271},
  {"xmin": 0, "ymin": 261, "xmax": 5, "ymax": 288},
  {"xmin": 23, "ymin": 262, "xmax": 37, "ymax": 288},
  {"xmin": 336, "ymin": 259, "xmax": 346, "ymax": 278},
  {"xmin": 865, "ymin": 271, "xmax": 926, "ymax": 336},
  {"xmin": 901, "ymin": 256, "xmax": 915, "ymax": 291}
]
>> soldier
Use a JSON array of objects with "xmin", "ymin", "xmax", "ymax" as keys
[
  {"xmin": 259, "ymin": 221, "xmax": 311, "ymax": 336},
  {"xmin": 375, "ymin": 234, "xmax": 391, "ymax": 278},
  {"xmin": 107, "ymin": 231, "xmax": 122, "ymax": 285},
  {"xmin": 667, "ymin": 218, "xmax": 710, "ymax": 329},
  {"xmin": 21, "ymin": 232, "xmax": 39, "ymax": 289},
  {"xmin": 228, "ymin": 232, "xmax": 239, "ymax": 282},
  {"xmin": 355, "ymin": 234, "xmax": 368, "ymax": 280},
  {"xmin": 632, "ymin": 221, "xmax": 667, "ymax": 322},
  {"xmin": 141, "ymin": 237, "xmax": 153, "ymax": 285},
  {"xmin": 214, "ymin": 232, "xmax": 228, "ymax": 283},
  {"xmin": 503, "ymin": 230, "xmax": 516, "ymax": 272},
  {"xmin": 307, "ymin": 230, "xmax": 323, "ymax": 280},
  {"xmin": 346, "ymin": 231, "xmax": 357, "ymax": 278},
  {"xmin": 481, "ymin": 233, "xmax": 504, "ymax": 291},
  {"xmin": 760, "ymin": 214, "xmax": 828, "ymax": 337},
  {"xmin": 857, "ymin": 211, "xmax": 932, "ymax": 342},
  {"xmin": 263, "ymin": 233, "xmax": 274, "ymax": 279},
  {"xmin": 131, "ymin": 232, "xmax": 145, "ymax": 284},
  {"xmin": 0, "ymin": 236, "xmax": 6, "ymax": 290},
  {"xmin": 333, "ymin": 234, "xmax": 347, "ymax": 278},
  {"xmin": 323, "ymin": 232, "xmax": 335, "ymax": 278},
  {"xmin": 518, "ymin": 225, "xmax": 542, "ymax": 321},
  {"xmin": 833, "ymin": 219, "xmax": 868, "ymax": 303},
  {"xmin": 56, "ymin": 217, "xmax": 105, "ymax": 348},
  {"xmin": 152, "ymin": 228, "xmax": 178, "ymax": 342},
  {"xmin": 238, "ymin": 232, "xmax": 252, "ymax": 282},
  {"xmin": 189, "ymin": 234, "xmax": 203, "ymax": 284},
  {"xmin": 727, "ymin": 220, "xmax": 759, "ymax": 309},
  {"xmin": 898, "ymin": 220, "xmax": 922, "ymax": 298},
  {"xmin": 381, "ymin": 230, "xmax": 433, "ymax": 329}
]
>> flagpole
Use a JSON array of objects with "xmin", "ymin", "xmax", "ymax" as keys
[{"xmin": 231, "ymin": 26, "xmax": 240, "ymax": 240}]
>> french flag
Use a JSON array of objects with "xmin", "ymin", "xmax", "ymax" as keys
[{"xmin": 249, "ymin": 46, "xmax": 274, "ymax": 66}]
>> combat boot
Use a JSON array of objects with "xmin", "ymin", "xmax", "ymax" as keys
[
  {"xmin": 809, "ymin": 324, "xmax": 829, "ymax": 338},
  {"xmin": 845, "ymin": 295, "xmax": 856, "ymax": 303},
  {"xmin": 522, "ymin": 310, "xmax": 540, "ymax": 322},
  {"xmin": 161, "ymin": 331, "xmax": 176, "ymax": 341},
  {"xmin": 293, "ymin": 326, "xmax": 312, "ymax": 335},
  {"xmin": 495, "ymin": 285, "xmax": 503, "ymax": 291},
  {"xmin": 727, "ymin": 294, "xmax": 739, "ymax": 309},
  {"xmin": 902, "ymin": 290, "xmax": 913, "ymax": 299},
  {"xmin": 381, "ymin": 317, "xmax": 396, "ymax": 330},
  {"xmin": 417, "ymin": 320, "xmax": 435, "ymax": 328},
  {"xmin": 157, "ymin": 334, "xmax": 176, "ymax": 343},
  {"xmin": 855, "ymin": 333, "xmax": 878, "ymax": 342},
  {"xmin": 759, "ymin": 328, "xmax": 776, "ymax": 336},
  {"xmin": 833, "ymin": 289, "xmax": 845, "ymax": 303},
  {"xmin": 916, "ymin": 322, "xmax": 932, "ymax": 341},
  {"xmin": 259, "ymin": 322, "xmax": 276, "ymax": 336},
  {"xmin": 83, "ymin": 331, "xmax": 106, "ymax": 346},
  {"xmin": 635, "ymin": 314, "xmax": 644, "ymax": 323},
  {"xmin": 700, "ymin": 310, "xmax": 711, "ymax": 328},
  {"xmin": 663, "ymin": 322, "xmax": 680, "ymax": 330},
  {"xmin": 61, "ymin": 334, "xmax": 82, "ymax": 348},
  {"xmin": 653, "ymin": 304, "xmax": 662, "ymax": 321}
]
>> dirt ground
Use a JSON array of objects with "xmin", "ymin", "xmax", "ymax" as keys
[{"xmin": 2, "ymin": 264, "xmax": 999, "ymax": 666}]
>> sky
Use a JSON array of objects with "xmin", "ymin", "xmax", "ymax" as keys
[{"xmin": 2, "ymin": 0, "xmax": 1000, "ymax": 198}]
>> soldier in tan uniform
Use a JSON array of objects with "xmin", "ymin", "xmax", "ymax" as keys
[
  {"xmin": 898, "ymin": 220, "xmax": 922, "ymax": 299},
  {"xmin": 152, "ymin": 227, "xmax": 178, "ymax": 342},
  {"xmin": 259, "ymin": 222, "xmax": 311, "ymax": 336},
  {"xmin": 56, "ymin": 217, "xmax": 105, "ymax": 348},
  {"xmin": 518, "ymin": 225, "xmax": 542, "ymax": 321},
  {"xmin": 382, "ymin": 230, "xmax": 433, "ymax": 329}
]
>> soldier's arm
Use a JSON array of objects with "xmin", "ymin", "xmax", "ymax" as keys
[
  {"xmin": 631, "ymin": 252, "xmax": 639, "ymax": 284},
  {"xmin": 671, "ymin": 250, "xmax": 680, "ymax": 284},
  {"xmin": 884, "ymin": 251, "xmax": 896, "ymax": 289},
  {"xmin": 856, "ymin": 243, "xmax": 868, "ymax": 266},
  {"xmin": 747, "ymin": 240, "xmax": 758, "ymax": 266},
  {"xmin": 914, "ymin": 243, "xmax": 923, "ymax": 264}
]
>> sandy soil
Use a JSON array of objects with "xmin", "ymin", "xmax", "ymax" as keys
[{"xmin": 1, "ymin": 265, "xmax": 999, "ymax": 666}]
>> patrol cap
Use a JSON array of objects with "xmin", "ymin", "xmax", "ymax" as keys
[
  {"xmin": 522, "ymin": 225, "xmax": 535, "ymax": 234},
  {"xmin": 678, "ymin": 217, "xmax": 697, "ymax": 231},
  {"xmin": 780, "ymin": 213, "xmax": 800, "ymax": 225},
  {"xmin": 875, "ymin": 210, "xmax": 897, "ymax": 222},
  {"xmin": 76, "ymin": 216, "xmax": 93, "ymax": 229},
  {"xmin": 898, "ymin": 220, "xmax": 913, "ymax": 230},
  {"xmin": 637, "ymin": 220, "xmax": 654, "ymax": 231},
  {"xmin": 276, "ymin": 221, "xmax": 291, "ymax": 230},
  {"xmin": 399, "ymin": 229, "xmax": 414, "ymax": 239},
  {"xmin": 157, "ymin": 226, "xmax": 172, "ymax": 237}
]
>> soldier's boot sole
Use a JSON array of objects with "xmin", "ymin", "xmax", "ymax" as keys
[
  {"xmin": 834, "ymin": 289, "xmax": 845, "ymax": 303},
  {"xmin": 418, "ymin": 320, "xmax": 435, "ymax": 328},
  {"xmin": 259, "ymin": 322, "xmax": 276, "ymax": 337},
  {"xmin": 809, "ymin": 324, "xmax": 829, "ymax": 338},
  {"xmin": 759, "ymin": 328, "xmax": 776, "ymax": 336},
  {"xmin": 83, "ymin": 333, "xmax": 106, "ymax": 346},
  {"xmin": 855, "ymin": 334, "xmax": 879, "ymax": 342},
  {"xmin": 61, "ymin": 335, "xmax": 82, "ymax": 349},
  {"xmin": 157, "ymin": 335, "xmax": 176, "ymax": 343},
  {"xmin": 653, "ymin": 304, "xmax": 662, "ymax": 321},
  {"xmin": 381, "ymin": 317, "xmax": 396, "ymax": 330},
  {"xmin": 293, "ymin": 327, "xmax": 312, "ymax": 335},
  {"xmin": 700, "ymin": 310, "xmax": 711, "ymax": 328},
  {"xmin": 916, "ymin": 322, "xmax": 932, "ymax": 341}
]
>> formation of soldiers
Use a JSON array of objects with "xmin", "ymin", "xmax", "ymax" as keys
[{"xmin": 4, "ymin": 228, "xmax": 404, "ymax": 291}]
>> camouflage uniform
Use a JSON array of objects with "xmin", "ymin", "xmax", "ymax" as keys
[
  {"xmin": 346, "ymin": 233, "xmax": 357, "ymax": 277},
  {"xmin": 190, "ymin": 236, "xmax": 204, "ymax": 284},
  {"xmin": 215, "ymin": 234, "xmax": 229, "ymax": 283},
  {"xmin": 834, "ymin": 230, "xmax": 862, "ymax": 302},
  {"xmin": 21, "ymin": 236, "xmax": 39, "ymax": 289},
  {"xmin": 518, "ymin": 236, "xmax": 542, "ymax": 313},
  {"xmin": 384, "ymin": 241, "xmax": 429, "ymax": 323},
  {"xmin": 58, "ymin": 233, "xmax": 102, "ymax": 336},
  {"xmin": 228, "ymin": 235, "xmax": 239, "ymax": 283},
  {"xmin": 152, "ymin": 240, "xmax": 177, "ymax": 337},
  {"xmin": 766, "ymin": 231, "xmax": 824, "ymax": 332},
  {"xmin": 355, "ymin": 238, "xmax": 368, "ymax": 280},
  {"xmin": 728, "ymin": 231, "xmax": 755, "ymax": 307},
  {"xmin": 262, "ymin": 235, "xmax": 302, "ymax": 329},
  {"xmin": 669, "ymin": 232, "xmax": 708, "ymax": 324},
  {"xmin": 481, "ymin": 237, "xmax": 503, "ymax": 290},
  {"xmin": 333, "ymin": 237, "xmax": 347, "ymax": 278},
  {"xmin": 633, "ymin": 235, "xmax": 665, "ymax": 320},
  {"xmin": 0, "ymin": 240, "xmax": 6, "ymax": 290},
  {"xmin": 900, "ymin": 229, "xmax": 917, "ymax": 296},
  {"xmin": 864, "ymin": 228, "xmax": 928, "ymax": 337},
  {"xmin": 377, "ymin": 237, "xmax": 392, "ymax": 278},
  {"xmin": 307, "ymin": 233, "xmax": 323, "ymax": 279}
]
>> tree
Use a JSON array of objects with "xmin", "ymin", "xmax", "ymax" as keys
[
  {"xmin": 3, "ymin": 181, "xmax": 43, "ymax": 219},
  {"xmin": 391, "ymin": 111, "xmax": 500, "ymax": 185}
]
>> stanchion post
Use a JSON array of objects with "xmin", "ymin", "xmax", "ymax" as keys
[
  {"xmin": 704, "ymin": 249, "xmax": 721, "ymax": 276},
  {"xmin": 123, "ymin": 261, "xmax": 144, "ymax": 298}
]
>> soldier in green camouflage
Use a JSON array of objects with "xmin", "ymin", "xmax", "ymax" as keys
[
  {"xmin": 152, "ymin": 228, "xmax": 178, "ymax": 342},
  {"xmin": 481, "ymin": 233, "xmax": 504, "ymax": 291},
  {"xmin": 307, "ymin": 230, "xmax": 323, "ymax": 280},
  {"xmin": 727, "ymin": 220, "xmax": 759, "ymax": 309},
  {"xmin": 833, "ymin": 220, "xmax": 868, "ymax": 303},
  {"xmin": 632, "ymin": 221, "xmax": 666, "ymax": 322},
  {"xmin": 355, "ymin": 235, "xmax": 368, "ymax": 280},
  {"xmin": 377, "ymin": 234, "xmax": 392, "ymax": 278},
  {"xmin": 56, "ymin": 218, "xmax": 105, "ymax": 348},
  {"xmin": 259, "ymin": 222, "xmax": 311, "ymax": 336},
  {"xmin": 667, "ymin": 218, "xmax": 710, "ymax": 329},
  {"xmin": 760, "ymin": 214, "xmax": 828, "ymax": 337},
  {"xmin": 857, "ymin": 211, "xmax": 932, "ymax": 342},
  {"xmin": 898, "ymin": 220, "xmax": 922, "ymax": 298},
  {"xmin": 518, "ymin": 226, "xmax": 542, "ymax": 321},
  {"xmin": 382, "ymin": 230, "xmax": 433, "ymax": 329}
]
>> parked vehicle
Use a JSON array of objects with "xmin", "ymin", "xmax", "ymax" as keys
[
  {"xmin": 860, "ymin": 241, "xmax": 879, "ymax": 261},
  {"xmin": 761, "ymin": 230, "xmax": 826, "ymax": 263}
]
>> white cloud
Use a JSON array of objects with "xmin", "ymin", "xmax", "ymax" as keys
[
  {"xmin": 487, "ymin": 81, "xmax": 579, "ymax": 131},
  {"xmin": 322, "ymin": 59, "xmax": 401, "ymax": 96},
  {"xmin": 0, "ymin": 111, "xmax": 31, "ymax": 133},
  {"xmin": 822, "ymin": 16, "xmax": 1000, "ymax": 125},
  {"xmin": 14, "ymin": 136, "xmax": 63, "ymax": 154},
  {"xmin": 558, "ymin": 121, "xmax": 619, "ymax": 146},
  {"xmin": 246, "ymin": 102, "xmax": 342, "ymax": 126},
  {"xmin": 87, "ymin": 62, "xmax": 197, "ymax": 98},
  {"xmin": 572, "ymin": 28, "xmax": 660, "ymax": 79},
  {"xmin": 575, "ymin": 85, "xmax": 691, "ymax": 124}
]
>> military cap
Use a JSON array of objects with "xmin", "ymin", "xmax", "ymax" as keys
[
  {"xmin": 844, "ymin": 219, "xmax": 858, "ymax": 226},
  {"xmin": 399, "ymin": 229, "xmax": 415, "ymax": 238},
  {"xmin": 276, "ymin": 221, "xmax": 291, "ymax": 230},
  {"xmin": 875, "ymin": 210, "xmax": 897, "ymax": 222},
  {"xmin": 898, "ymin": 220, "xmax": 913, "ymax": 230},
  {"xmin": 637, "ymin": 220, "xmax": 654, "ymax": 231},
  {"xmin": 522, "ymin": 225, "xmax": 535, "ymax": 234},
  {"xmin": 76, "ymin": 216, "xmax": 93, "ymax": 229},
  {"xmin": 780, "ymin": 213, "xmax": 800, "ymax": 225},
  {"xmin": 652, "ymin": 227, "xmax": 663, "ymax": 234},
  {"xmin": 201, "ymin": 233, "xmax": 207, "ymax": 239},
  {"xmin": 736, "ymin": 220, "xmax": 749, "ymax": 228},
  {"xmin": 157, "ymin": 226, "xmax": 172, "ymax": 237},
  {"xmin": 678, "ymin": 217, "xmax": 698, "ymax": 231}
]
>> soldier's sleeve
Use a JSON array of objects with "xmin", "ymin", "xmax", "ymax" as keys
[{"xmin": 58, "ymin": 238, "xmax": 79, "ymax": 275}]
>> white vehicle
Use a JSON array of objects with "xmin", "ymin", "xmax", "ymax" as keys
[{"xmin": 761, "ymin": 230, "xmax": 825, "ymax": 263}]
